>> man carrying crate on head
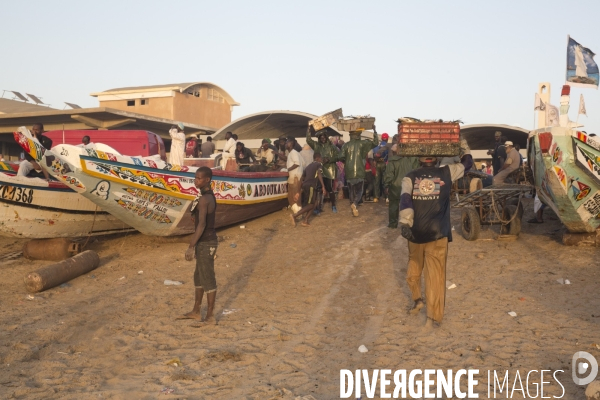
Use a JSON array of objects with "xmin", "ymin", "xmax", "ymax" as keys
[
  {"xmin": 398, "ymin": 139, "xmax": 472, "ymax": 329},
  {"xmin": 338, "ymin": 127, "xmax": 379, "ymax": 217}
]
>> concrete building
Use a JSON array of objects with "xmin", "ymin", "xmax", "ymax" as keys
[{"xmin": 91, "ymin": 82, "xmax": 239, "ymax": 131}]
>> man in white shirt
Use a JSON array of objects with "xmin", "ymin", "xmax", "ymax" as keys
[
  {"xmin": 221, "ymin": 131, "xmax": 237, "ymax": 168},
  {"xmin": 169, "ymin": 123, "xmax": 186, "ymax": 166},
  {"xmin": 286, "ymin": 138, "xmax": 304, "ymax": 208},
  {"xmin": 493, "ymin": 141, "xmax": 520, "ymax": 185}
]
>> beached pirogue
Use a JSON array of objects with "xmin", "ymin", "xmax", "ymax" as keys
[
  {"xmin": 14, "ymin": 127, "xmax": 288, "ymax": 236},
  {"xmin": 529, "ymin": 127, "xmax": 600, "ymax": 232},
  {"xmin": 0, "ymin": 161, "xmax": 133, "ymax": 238}
]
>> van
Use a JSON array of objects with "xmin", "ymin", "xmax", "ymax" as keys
[{"xmin": 43, "ymin": 130, "xmax": 166, "ymax": 160}]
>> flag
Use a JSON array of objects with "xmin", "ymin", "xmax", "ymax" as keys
[
  {"xmin": 579, "ymin": 94, "xmax": 587, "ymax": 116},
  {"xmin": 534, "ymin": 93, "xmax": 546, "ymax": 110},
  {"xmin": 566, "ymin": 36, "xmax": 599, "ymax": 89},
  {"xmin": 546, "ymin": 103, "xmax": 560, "ymax": 126}
]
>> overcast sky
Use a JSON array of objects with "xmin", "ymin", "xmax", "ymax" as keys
[{"xmin": 2, "ymin": 0, "xmax": 599, "ymax": 135}]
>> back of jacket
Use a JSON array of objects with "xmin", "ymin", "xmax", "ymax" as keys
[
  {"xmin": 384, "ymin": 155, "xmax": 420, "ymax": 197},
  {"xmin": 339, "ymin": 137, "xmax": 378, "ymax": 180}
]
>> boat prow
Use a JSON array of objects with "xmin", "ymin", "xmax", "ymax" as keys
[{"xmin": 528, "ymin": 127, "xmax": 600, "ymax": 232}]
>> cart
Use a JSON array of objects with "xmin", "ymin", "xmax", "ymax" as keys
[{"xmin": 453, "ymin": 184, "xmax": 532, "ymax": 241}]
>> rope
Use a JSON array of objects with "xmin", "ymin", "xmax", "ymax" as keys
[
  {"xmin": 490, "ymin": 190, "xmax": 522, "ymax": 225},
  {"xmin": 81, "ymin": 205, "xmax": 99, "ymax": 250},
  {"xmin": 235, "ymin": 113, "xmax": 273, "ymax": 136}
]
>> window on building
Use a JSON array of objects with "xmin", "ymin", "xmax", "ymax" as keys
[
  {"xmin": 207, "ymin": 89, "xmax": 224, "ymax": 103},
  {"xmin": 141, "ymin": 99, "xmax": 148, "ymax": 105},
  {"xmin": 127, "ymin": 100, "xmax": 135, "ymax": 106}
]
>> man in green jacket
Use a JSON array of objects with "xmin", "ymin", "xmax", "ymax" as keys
[
  {"xmin": 384, "ymin": 145, "xmax": 419, "ymax": 228},
  {"xmin": 306, "ymin": 128, "xmax": 340, "ymax": 213},
  {"xmin": 338, "ymin": 127, "xmax": 379, "ymax": 217}
]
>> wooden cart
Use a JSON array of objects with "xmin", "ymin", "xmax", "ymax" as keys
[{"xmin": 453, "ymin": 184, "xmax": 532, "ymax": 241}]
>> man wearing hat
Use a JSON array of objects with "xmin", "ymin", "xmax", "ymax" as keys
[
  {"xmin": 256, "ymin": 138, "xmax": 276, "ymax": 166},
  {"xmin": 493, "ymin": 140, "xmax": 520, "ymax": 185},
  {"xmin": 306, "ymin": 127, "xmax": 340, "ymax": 213},
  {"xmin": 169, "ymin": 123, "xmax": 186, "ymax": 166},
  {"xmin": 338, "ymin": 127, "xmax": 379, "ymax": 217},
  {"xmin": 185, "ymin": 134, "xmax": 199, "ymax": 158},
  {"xmin": 399, "ymin": 140, "xmax": 473, "ymax": 329}
]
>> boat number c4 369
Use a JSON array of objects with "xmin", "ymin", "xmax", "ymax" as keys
[{"xmin": 0, "ymin": 185, "xmax": 34, "ymax": 204}]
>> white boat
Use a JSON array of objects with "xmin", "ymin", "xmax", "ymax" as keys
[
  {"xmin": 0, "ymin": 161, "xmax": 134, "ymax": 238},
  {"xmin": 14, "ymin": 128, "xmax": 289, "ymax": 236}
]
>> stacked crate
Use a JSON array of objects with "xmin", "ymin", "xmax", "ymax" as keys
[{"xmin": 397, "ymin": 122, "xmax": 461, "ymax": 156}]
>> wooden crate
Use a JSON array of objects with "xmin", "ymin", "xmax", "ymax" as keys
[
  {"xmin": 309, "ymin": 108, "xmax": 343, "ymax": 131},
  {"xmin": 398, "ymin": 122, "xmax": 460, "ymax": 143},
  {"xmin": 337, "ymin": 117, "xmax": 375, "ymax": 132},
  {"xmin": 397, "ymin": 142, "xmax": 461, "ymax": 157}
]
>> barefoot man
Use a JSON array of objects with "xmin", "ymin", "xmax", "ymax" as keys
[{"xmin": 182, "ymin": 166, "xmax": 218, "ymax": 323}]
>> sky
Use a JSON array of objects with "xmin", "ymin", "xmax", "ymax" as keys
[{"xmin": 2, "ymin": 0, "xmax": 600, "ymax": 135}]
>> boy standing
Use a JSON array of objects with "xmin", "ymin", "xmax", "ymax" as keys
[{"xmin": 181, "ymin": 167, "xmax": 218, "ymax": 324}]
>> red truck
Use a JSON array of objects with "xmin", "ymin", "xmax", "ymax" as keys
[{"xmin": 43, "ymin": 130, "xmax": 166, "ymax": 160}]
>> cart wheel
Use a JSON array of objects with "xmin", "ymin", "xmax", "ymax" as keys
[
  {"xmin": 506, "ymin": 198, "xmax": 524, "ymax": 220},
  {"xmin": 500, "ymin": 205, "xmax": 521, "ymax": 236},
  {"xmin": 469, "ymin": 177, "xmax": 483, "ymax": 193},
  {"xmin": 461, "ymin": 207, "xmax": 480, "ymax": 241}
]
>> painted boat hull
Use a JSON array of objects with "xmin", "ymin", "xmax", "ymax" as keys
[
  {"xmin": 14, "ymin": 129, "xmax": 289, "ymax": 236},
  {"xmin": 528, "ymin": 127, "xmax": 600, "ymax": 232},
  {"xmin": 0, "ymin": 166, "xmax": 134, "ymax": 238}
]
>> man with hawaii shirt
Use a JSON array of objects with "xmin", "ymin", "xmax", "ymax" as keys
[{"xmin": 398, "ymin": 140, "xmax": 473, "ymax": 329}]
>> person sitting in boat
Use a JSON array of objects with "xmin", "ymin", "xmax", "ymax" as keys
[
  {"xmin": 492, "ymin": 141, "xmax": 520, "ymax": 185},
  {"xmin": 256, "ymin": 139, "xmax": 275, "ymax": 167},
  {"xmin": 77, "ymin": 135, "xmax": 96, "ymax": 150},
  {"xmin": 185, "ymin": 134, "xmax": 199, "ymax": 158},
  {"xmin": 220, "ymin": 131, "xmax": 237, "ymax": 168},
  {"xmin": 235, "ymin": 142, "xmax": 256, "ymax": 171},
  {"xmin": 17, "ymin": 123, "xmax": 52, "ymax": 180}
]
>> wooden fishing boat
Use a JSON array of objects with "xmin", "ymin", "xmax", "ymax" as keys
[
  {"xmin": 14, "ymin": 128, "xmax": 289, "ymax": 236},
  {"xmin": 528, "ymin": 127, "xmax": 600, "ymax": 232},
  {"xmin": 0, "ymin": 161, "xmax": 134, "ymax": 238}
]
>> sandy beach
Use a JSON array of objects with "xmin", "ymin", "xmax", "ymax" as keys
[{"xmin": 0, "ymin": 199, "xmax": 598, "ymax": 399}]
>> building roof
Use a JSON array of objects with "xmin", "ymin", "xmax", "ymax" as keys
[
  {"xmin": 0, "ymin": 107, "xmax": 215, "ymax": 139},
  {"xmin": 212, "ymin": 110, "xmax": 341, "ymax": 141},
  {"xmin": 90, "ymin": 82, "xmax": 240, "ymax": 106},
  {"xmin": 0, "ymin": 98, "xmax": 55, "ymax": 114}
]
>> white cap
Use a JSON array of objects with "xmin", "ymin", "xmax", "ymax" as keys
[{"xmin": 505, "ymin": 141, "xmax": 514, "ymax": 146}]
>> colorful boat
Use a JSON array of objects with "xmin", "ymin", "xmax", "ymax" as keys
[
  {"xmin": 14, "ymin": 128, "xmax": 289, "ymax": 236},
  {"xmin": 528, "ymin": 127, "xmax": 600, "ymax": 232},
  {"xmin": 0, "ymin": 161, "xmax": 134, "ymax": 238},
  {"xmin": 528, "ymin": 84, "xmax": 600, "ymax": 233}
]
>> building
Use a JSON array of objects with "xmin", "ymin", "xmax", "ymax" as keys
[
  {"xmin": 0, "ymin": 82, "xmax": 239, "ymax": 160},
  {"xmin": 90, "ymin": 82, "xmax": 239, "ymax": 131}
]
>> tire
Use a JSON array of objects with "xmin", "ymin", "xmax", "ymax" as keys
[
  {"xmin": 469, "ymin": 177, "xmax": 483, "ymax": 193},
  {"xmin": 500, "ymin": 205, "xmax": 521, "ymax": 235},
  {"xmin": 461, "ymin": 207, "xmax": 480, "ymax": 241}
]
